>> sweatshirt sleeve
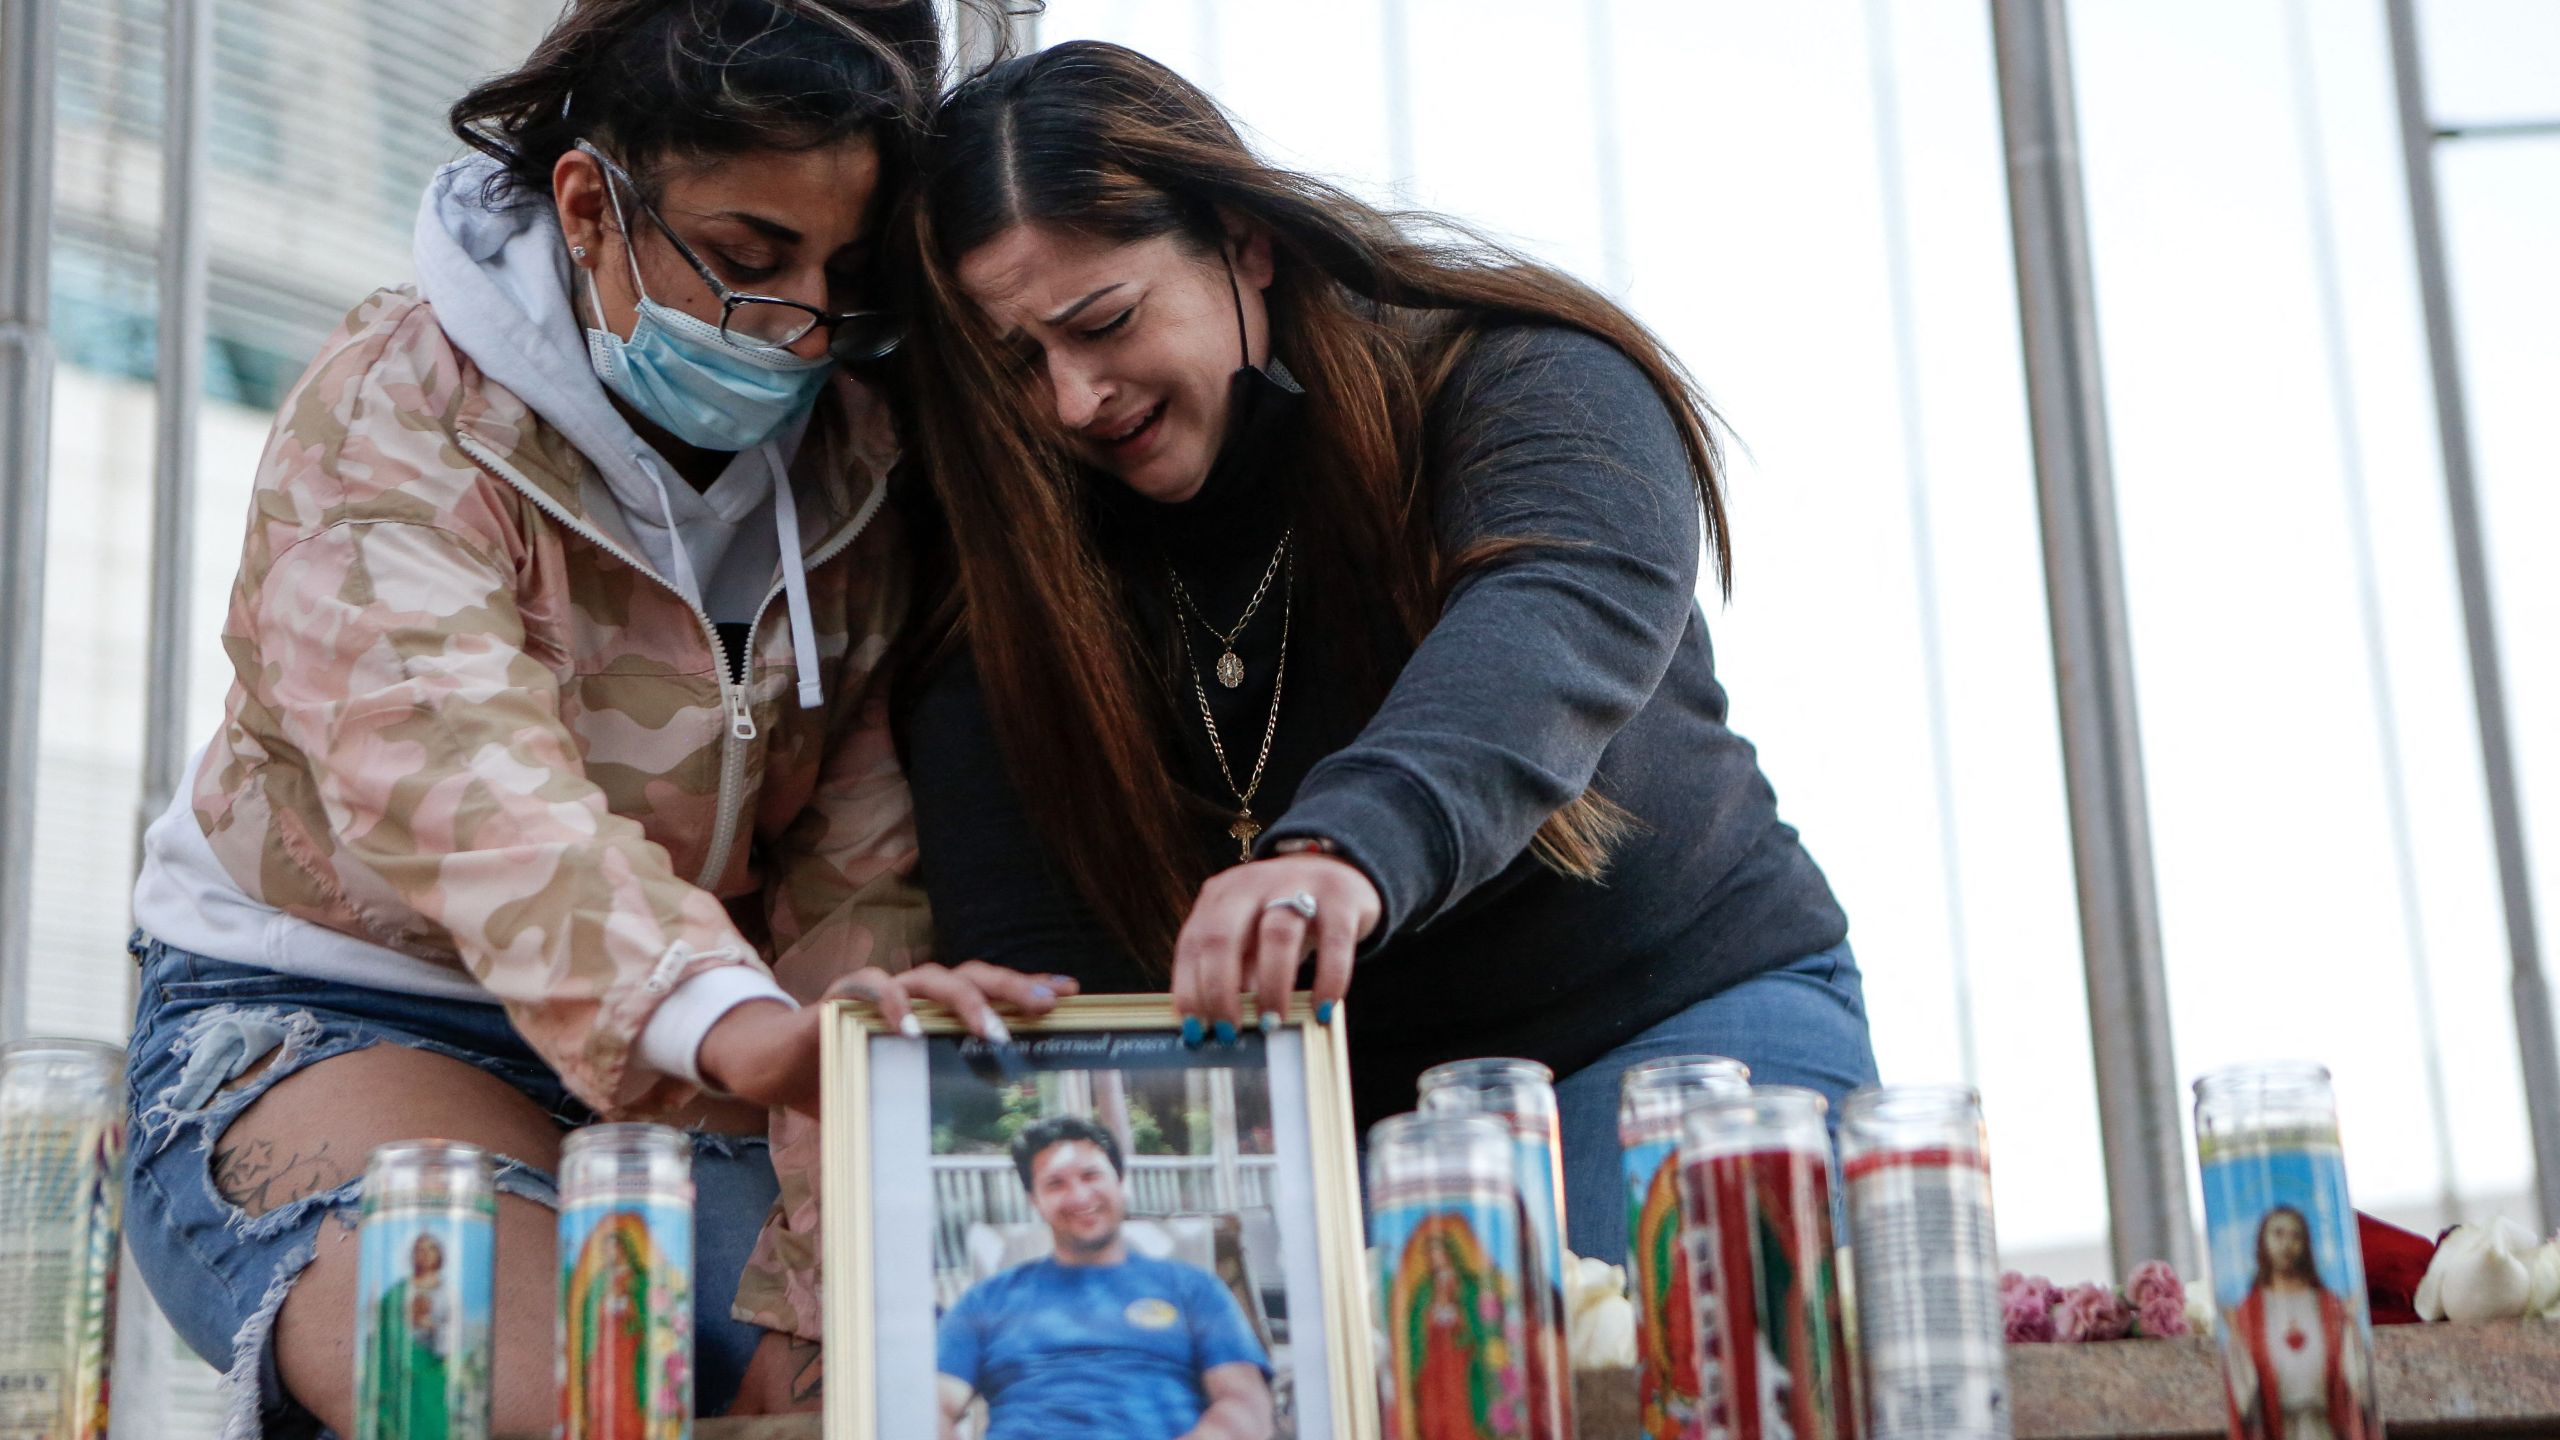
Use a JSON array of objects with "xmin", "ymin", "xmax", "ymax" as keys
[
  {"xmin": 253, "ymin": 515, "xmax": 764, "ymax": 1116},
  {"xmin": 1262, "ymin": 326, "xmax": 1703, "ymax": 941}
]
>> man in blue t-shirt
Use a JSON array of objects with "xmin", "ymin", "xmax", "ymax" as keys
[{"xmin": 937, "ymin": 1116, "xmax": 1274, "ymax": 1440}]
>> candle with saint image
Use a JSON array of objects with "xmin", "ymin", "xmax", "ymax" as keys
[
  {"xmin": 2194, "ymin": 1062, "xmax": 2383, "ymax": 1440},
  {"xmin": 1368, "ymin": 1112, "xmax": 1535, "ymax": 1440},
  {"xmin": 1618, "ymin": 1055, "xmax": 1750, "ymax": 1440},
  {"xmin": 1419, "ymin": 1058, "xmax": 1576, "ymax": 1440},
  {"xmin": 557, "ymin": 1124, "xmax": 695, "ymax": 1440},
  {"xmin": 1678, "ymin": 1086, "xmax": 1856, "ymax": 1440},
  {"xmin": 355, "ymin": 1140, "xmax": 496, "ymax": 1440}
]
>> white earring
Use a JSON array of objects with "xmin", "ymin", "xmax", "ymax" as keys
[{"xmin": 571, "ymin": 244, "xmax": 590, "ymax": 262}]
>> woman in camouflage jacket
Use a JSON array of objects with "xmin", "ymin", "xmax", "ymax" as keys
[{"xmin": 119, "ymin": 3, "xmax": 1051, "ymax": 1432}]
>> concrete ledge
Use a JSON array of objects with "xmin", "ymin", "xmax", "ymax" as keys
[
  {"xmin": 699, "ymin": 1320, "xmax": 2560, "ymax": 1439},
  {"xmin": 2007, "ymin": 1318, "xmax": 2560, "ymax": 1439}
]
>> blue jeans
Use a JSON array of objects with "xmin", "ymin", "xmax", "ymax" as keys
[
  {"xmin": 1553, "ymin": 940, "xmax": 1879, "ymax": 1263},
  {"xmin": 122, "ymin": 936, "xmax": 779, "ymax": 1439}
]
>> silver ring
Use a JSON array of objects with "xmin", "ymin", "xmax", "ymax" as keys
[{"xmin": 1263, "ymin": 891, "xmax": 1319, "ymax": 921}]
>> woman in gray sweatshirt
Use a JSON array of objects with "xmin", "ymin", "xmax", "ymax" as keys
[{"xmin": 896, "ymin": 41, "xmax": 1877, "ymax": 1263}]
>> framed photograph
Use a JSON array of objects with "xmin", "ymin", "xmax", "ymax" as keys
[{"xmin": 821, "ymin": 994, "xmax": 1378, "ymax": 1440}]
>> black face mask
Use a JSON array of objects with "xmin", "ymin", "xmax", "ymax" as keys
[{"xmin": 1163, "ymin": 246, "xmax": 1303, "ymax": 507}]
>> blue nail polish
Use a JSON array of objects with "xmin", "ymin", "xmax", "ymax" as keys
[
  {"xmin": 1213, "ymin": 1019, "xmax": 1238, "ymax": 1046},
  {"xmin": 1030, "ymin": 984, "xmax": 1057, "ymax": 1003},
  {"xmin": 1181, "ymin": 1016, "xmax": 1204, "ymax": 1047},
  {"xmin": 1258, "ymin": 1010, "xmax": 1280, "ymax": 1035},
  {"xmin": 1315, "ymin": 1000, "xmax": 1336, "ymax": 1025}
]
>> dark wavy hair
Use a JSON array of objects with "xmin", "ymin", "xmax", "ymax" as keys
[
  {"xmin": 1011, "ymin": 1115, "xmax": 1124, "ymax": 1189},
  {"xmin": 447, "ymin": 0, "xmax": 955, "ymax": 205},
  {"xmin": 899, "ymin": 41, "xmax": 1727, "ymax": 971}
]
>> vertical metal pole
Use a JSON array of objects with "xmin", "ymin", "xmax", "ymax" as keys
[
  {"xmin": 1989, "ymin": 0, "xmax": 2194, "ymax": 1280},
  {"xmin": 2384, "ymin": 0, "xmax": 2560, "ymax": 1232},
  {"xmin": 142, "ymin": 0, "xmax": 210, "ymax": 864},
  {"xmin": 0, "ymin": 0, "xmax": 60, "ymax": 1044}
]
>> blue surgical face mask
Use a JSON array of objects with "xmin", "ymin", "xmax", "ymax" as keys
[{"xmin": 581, "ymin": 192, "xmax": 832, "ymax": 453}]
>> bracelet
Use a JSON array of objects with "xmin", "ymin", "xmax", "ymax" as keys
[{"xmin": 1268, "ymin": 835, "xmax": 1341, "ymax": 858}]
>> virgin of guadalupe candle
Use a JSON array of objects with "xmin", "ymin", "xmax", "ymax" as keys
[
  {"xmin": 355, "ymin": 1140, "xmax": 495, "ymax": 1440},
  {"xmin": 1619, "ymin": 1055, "xmax": 1750, "ymax": 1440},
  {"xmin": 1419, "ymin": 1058, "xmax": 1575, "ymax": 1440},
  {"xmin": 2195, "ymin": 1062, "xmax": 2382, "ymax": 1440},
  {"xmin": 1369, "ymin": 1112, "xmax": 1535, "ymax": 1440},
  {"xmin": 1679, "ymin": 1086, "xmax": 1856, "ymax": 1440},
  {"xmin": 558, "ymin": 1124, "xmax": 694, "ymax": 1440}
]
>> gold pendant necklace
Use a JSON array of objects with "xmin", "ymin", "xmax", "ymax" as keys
[
  {"xmin": 1181, "ymin": 552, "xmax": 1292, "ymax": 862},
  {"xmin": 1168, "ymin": 530, "xmax": 1291, "ymax": 690}
]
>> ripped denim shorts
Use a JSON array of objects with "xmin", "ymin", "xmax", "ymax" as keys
[{"xmin": 122, "ymin": 934, "xmax": 779, "ymax": 1439}]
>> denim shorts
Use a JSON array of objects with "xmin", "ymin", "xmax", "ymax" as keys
[
  {"xmin": 122, "ymin": 934, "xmax": 779, "ymax": 1439},
  {"xmin": 1552, "ymin": 940, "xmax": 1881, "ymax": 1262}
]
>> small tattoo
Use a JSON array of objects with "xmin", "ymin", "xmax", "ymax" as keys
[{"xmin": 214, "ymin": 1138, "xmax": 351, "ymax": 1216}]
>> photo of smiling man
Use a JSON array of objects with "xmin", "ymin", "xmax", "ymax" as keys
[{"xmin": 936, "ymin": 1115, "xmax": 1275, "ymax": 1439}]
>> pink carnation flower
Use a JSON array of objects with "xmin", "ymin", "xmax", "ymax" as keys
[
  {"xmin": 2136, "ymin": 1292, "xmax": 2190, "ymax": 1338},
  {"xmin": 2002, "ymin": 1285, "xmax": 2057, "ymax": 1343},
  {"xmin": 2127, "ymin": 1260, "xmax": 2184, "ymax": 1309},
  {"xmin": 2055, "ymin": 1281, "xmax": 2136, "ymax": 1342},
  {"xmin": 1999, "ymin": 1271, "xmax": 2062, "ymax": 1308}
]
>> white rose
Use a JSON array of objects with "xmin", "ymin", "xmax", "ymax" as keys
[
  {"xmin": 2414, "ymin": 1218, "xmax": 2538, "ymax": 1323},
  {"xmin": 1573, "ymin": 1292, "xmax": 1639, "ymax": 1369},
  {"xmin": 1561, "ymin": 1250, "xmax": 1625, "ymax": 1311},
  {"xmin": 1560, "ymin": 1249, "xmax": 1633, "ymax": 1369},
  {"xmin": 2527, "ymin": 1238, "xmax": 2560, "ymax": 1321},
  {"xmin": 2184, "ymin": 1289, "xmax": 2217, "ymax": 1337}
]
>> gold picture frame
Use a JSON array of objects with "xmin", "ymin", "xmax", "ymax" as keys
[{"xmin": 820, "ymin": 992, "xmax": 1379, "ymax": 1440}]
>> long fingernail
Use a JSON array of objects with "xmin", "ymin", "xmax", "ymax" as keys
[
  {"xmin": 1030, "ymin": 984, "xmax": 1057, "ymax": 1003},
  {"xmin": 983, "ymin": 1016, "xmax": 1012, "ymax": 1045},
  {"xmin": 1181, "ymin": 1016, "xmax": 1204, "ymax": 1048},
  {"xmin": 1258, "ymin": 1010, "xmax": 1281, "ymax": 1034},
  {"xmin": 1315, "ymin": 1000, "xmax": 1336, "ymax": 1025},
  {"xmin": 899, "ymin": 1014, "xmax": 924, "ymax": 1039},
  {"xmin": 1213, "ymin": 1019, "xmax": 1237, "ymax": 1046}
]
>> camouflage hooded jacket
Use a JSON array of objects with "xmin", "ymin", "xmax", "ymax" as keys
[{"xmin": 185, "ymin": 287, "xmax": 929, "ymax": 1329}]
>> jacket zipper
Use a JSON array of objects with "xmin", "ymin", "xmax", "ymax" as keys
[
  {"xmin": 453, "ymin": 432, "xmax": 885, "ymax": 890},
  {"xmin": 694, "ymin": 466, "xmax": 888, "ymax": 885}
]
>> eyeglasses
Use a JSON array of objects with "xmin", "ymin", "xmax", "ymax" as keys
[{"xmin": 575, "ymin": 140, "xmax": 904, "ymax": 364}]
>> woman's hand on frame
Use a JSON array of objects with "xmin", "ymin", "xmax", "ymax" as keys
[
  {"xmin": 1171, "ymin": 854, "xmax": 1379, "ymax": 1042},
  {"xmin": 695, "ymin": 962, "xmax": 1080, "ymax": 1111}
]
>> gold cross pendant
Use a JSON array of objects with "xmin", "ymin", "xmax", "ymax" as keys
[{"xmin": 1229, "ymin": 812, "xmax": 1262, "ymax": 862}]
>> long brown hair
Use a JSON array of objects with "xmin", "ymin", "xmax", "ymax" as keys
[{"xmin": 900, "ymin": 41, "xmax": 1729, "ymax": 971}]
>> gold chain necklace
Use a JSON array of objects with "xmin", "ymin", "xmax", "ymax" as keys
[
  {"xmin": 1180, "ymin": 549, "xmax": 1292, "ymax": 861},
  {"xmin": 1167, "ymin": 528, "xmax": 1291, "ymax": 690}
]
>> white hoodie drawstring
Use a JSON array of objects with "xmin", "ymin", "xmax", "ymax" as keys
[
  {"xmin": 635, "ymin": 451, "xmax": 705, "ymax": 609},
  {"xmin": 767, "ymin": 440, "xmax": 825, "ymax": 710}
]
